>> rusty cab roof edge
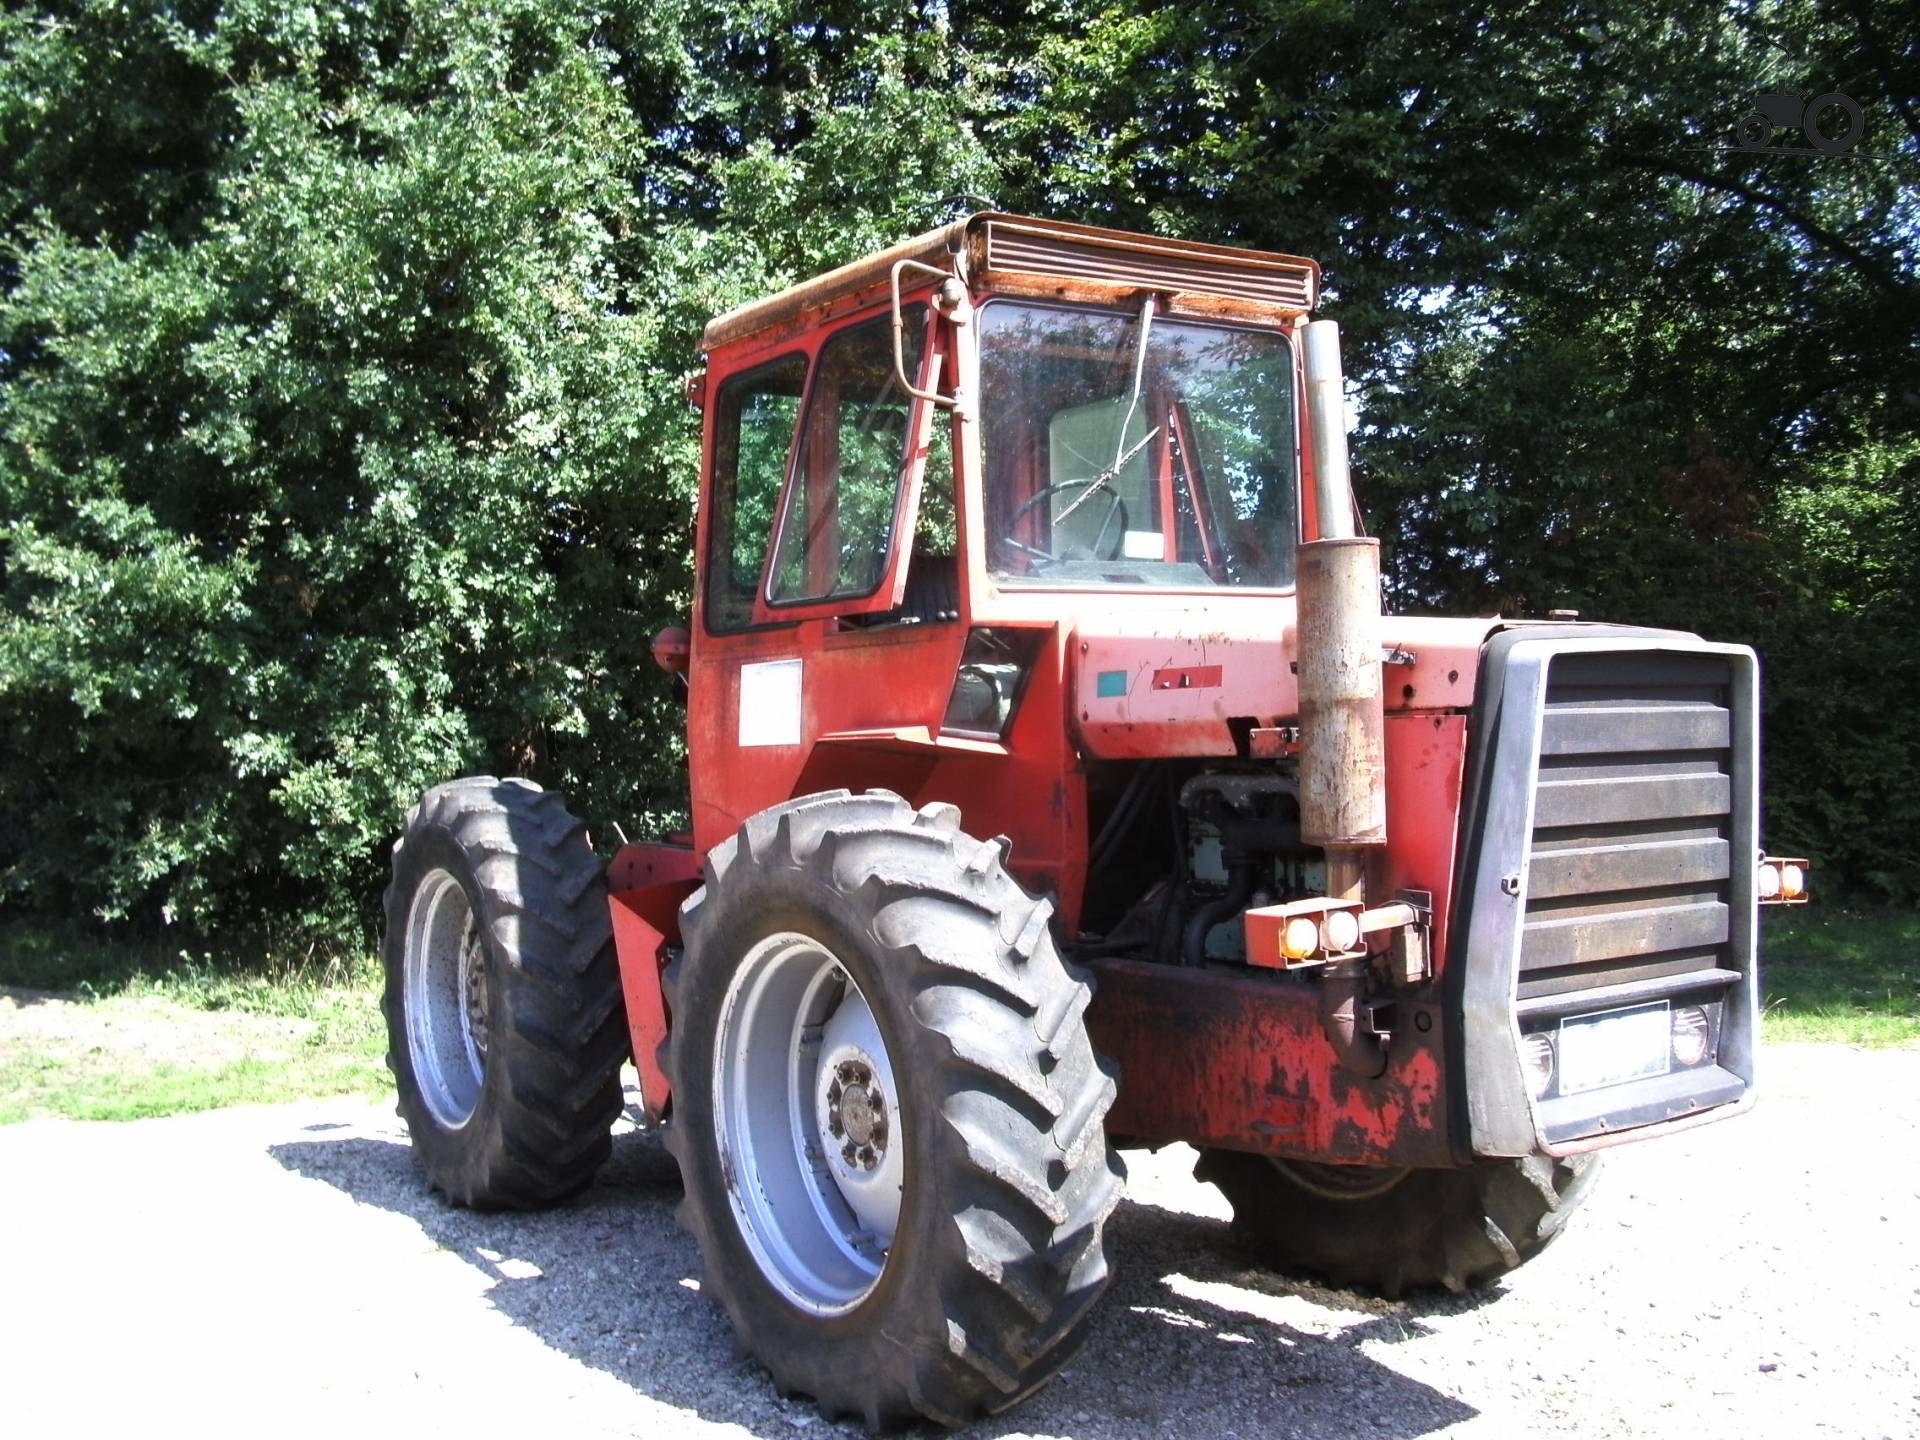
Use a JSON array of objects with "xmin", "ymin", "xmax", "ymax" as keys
[{"xmin": 699, "ymin": 213, "xmax": 1322, "ymax": 356}]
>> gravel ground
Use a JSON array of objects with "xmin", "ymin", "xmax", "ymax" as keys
[{"xmin": 2, "ymin": 1042, "xmax": 1914, "ymax": 1440}]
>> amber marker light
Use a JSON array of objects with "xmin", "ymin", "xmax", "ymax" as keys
[
  {"xmin": 1757, "ymin": 854, "xmax": 1811, "ymax": 905},
  {"xmin": 1281, "ymin": 917, "xmax": 1321, "ymax": 962}
]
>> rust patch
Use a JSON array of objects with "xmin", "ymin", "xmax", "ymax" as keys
[{"xmin": 1085, "ymin": 956, "xmax": 1453, "ymax": 1165}]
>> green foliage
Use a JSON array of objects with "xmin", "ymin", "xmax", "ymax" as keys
[
  {"xmin": 0, "ymin": 2, "xmax": 992, "ymax": 943},
  {"xmin": 0, "ymin": 1, "xmax": 1913, "ymax": 952},
  {"xmin": 1762, "ymin": 906, "xmax": 1920, "ymax": 1047}
]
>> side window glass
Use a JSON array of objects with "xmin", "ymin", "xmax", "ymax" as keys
[
  {"xmin": 706, "ymin": 354, "xmax": 808, "ymax": 632},
  {"xmin": 768, "ymin": 309, "xmax": 926, "ymax": 605},
  {"xmin": 915, "ymin": 409, "xmax": 957, "ymax": 555}
]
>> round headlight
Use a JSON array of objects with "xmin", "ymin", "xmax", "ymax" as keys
[
  {"xmin": 1320, "ymin": 909, "xmax": 1362, "ymax": 954},
  {"xmin": 1757, "ymin": 862, "xmax": 1782, "ymax": 899},
  {"xmin": 1522, "ymin": 1033, "xmax": 1556, "ymax": 1100},
  {"xmin": 1672, "ymin": 1006, "xmax": 1711, "ymax": 1067},
  {"xmin": 1281, "ymin": 916, "xmax": 1320, "ymax": 961}
]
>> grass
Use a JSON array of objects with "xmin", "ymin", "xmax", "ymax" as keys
[
  {"xmin": 0, "ymin": 904, "xmax": 1910, "ymax": 1126},
  {"xmin": 1760, "ymin": 906, "xmax": 1919, "ymax": 1047},
  {"xmin": 0, "ymin": 923, "xmax": 389, "ymax": 1125}
]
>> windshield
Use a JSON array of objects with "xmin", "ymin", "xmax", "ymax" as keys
[{"xmin": 978, "ymin": 300, "xmax": 1298, "ymax": 589}]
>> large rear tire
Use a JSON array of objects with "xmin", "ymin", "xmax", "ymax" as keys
[
  {"xmin": 382, "ymin": 776, "xmax": 627, "ymax": 1208},
  {"xmin": 1195, "ymin": 1149, "xmax": 1601, "ymax": 1296},
  {"xmin": 664, "ymin": 790, "xmax": 1124, "ymax": 1429}
]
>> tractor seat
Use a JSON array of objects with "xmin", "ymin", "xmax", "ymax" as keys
[{"xmin": 896, "ymin": 551, "xmax": 960, "ymax": 625}]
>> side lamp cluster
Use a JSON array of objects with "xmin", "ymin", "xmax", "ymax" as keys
[
  {"xmin": 1756, "ymin": 853, "xmax": 1809, "ymax": 906},
  {"xmin": 1244, "ymin": 896, "xmax": 1421, "ymax": 969}
]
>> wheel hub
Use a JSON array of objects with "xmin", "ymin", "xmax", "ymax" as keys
[
  {"xmin": 1270, "ymin": 1156, "xmax": 1412, "ymax": 1201},
  {"xmin": 402, "ymin": 869, "xmax": 487, "ymax": 1129},
  {"xmin": 825, "ymin": 1061, "xmax": 888, "ymax": 1168},
  {"xmin": 461, "ymin": 926, "xmax": 489, "ymax": 1062}
]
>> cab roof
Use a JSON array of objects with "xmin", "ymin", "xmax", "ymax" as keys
[{"xmin": 700, "ymin": 212, "xmax": 1321, "ymax": 355}]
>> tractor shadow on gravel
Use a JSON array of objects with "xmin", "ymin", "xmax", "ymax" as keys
[{"xmin": 272, "ymin": 1119, "xmax": 1483, "ymax": 1438}]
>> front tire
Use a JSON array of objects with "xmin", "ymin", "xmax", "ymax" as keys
[
  {"xmin": 1195, "ymin": 1149, "xmax": 1601, "ymax": 1296},
  {"xmin": 664, "ymin": 790, "xmax": 1124, "ymax": 1429},
  {"xmin": 382, "ymin": 776, "xmax": 627, "ymax": 1208}
]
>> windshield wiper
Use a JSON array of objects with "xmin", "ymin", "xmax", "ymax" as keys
[
  {"xmin": 1053, "ymin": 426, "xmax": 1160, "ymax": 525},
  {"xmin": 1054, "ymin": 296, "xmax": 1160, "ymax": 528}
]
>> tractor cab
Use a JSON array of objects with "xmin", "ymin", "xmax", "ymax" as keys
[{"xmin": 685, "ymin": 214, "xmax": 1331, "ymax": 915}]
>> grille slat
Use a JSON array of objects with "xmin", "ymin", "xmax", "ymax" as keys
[
  {"xmin": 1533, "ymin": 773, "xmax": 1730, "ymax": 827},
  {"xmin": 1520, "ymin": 899, "xmax": 1729, "ymax": 969},
  {"xmin": 1527, "ymin": 837, "xmax": 1729, "ymax": 898},
  {"xmin": 1540, "ymin": 703, "xmax": 1730, "ymax": 755},
  {"xmin": 1517, "ymin": 948, "xmax": 1726, "ymax": 998},
  {"xmin": 1518, "ymin": 653, "xmax": 1736, "ymax": 1000},
  {"xmin": 1515, "ymin": 966, "xmax": 1741, "ymax": 1020}
]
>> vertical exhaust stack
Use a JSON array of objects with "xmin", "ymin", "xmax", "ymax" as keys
[
  {"xmin": 1297, "ymin": 320, "xmax": 1388, "ymax": 891},
  {"xmin": 1297, "ymin": 320, "xmax": 1389, "ymax": 1075}
]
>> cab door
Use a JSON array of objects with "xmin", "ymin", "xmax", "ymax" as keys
[{"xmin": 687, "ymin": 304, "xmax": 963, "ymax": 853}]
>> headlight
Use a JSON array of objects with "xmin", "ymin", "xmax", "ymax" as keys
[
  {"xmin": 1522, "ymin": 1032, "xmax": 1556, "ymax": 1100},
  {"xmin": 1671, "ymin": 1006, "xmax": 1711, "ymax": 1067}
]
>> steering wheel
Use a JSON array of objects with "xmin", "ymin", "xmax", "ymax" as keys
[{"xmin": 1004, "ymin": 479, "xmax": 1130, "ymax": 565}]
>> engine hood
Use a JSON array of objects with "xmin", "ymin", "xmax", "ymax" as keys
[{"xmin": 1068, "ymin": 611, "xmax": 1505, "ymax": 760}]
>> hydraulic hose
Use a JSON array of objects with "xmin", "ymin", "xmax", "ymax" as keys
[{"xmin": 1182, "ymin": 858, "xmax": 1255, "ymax": 967}]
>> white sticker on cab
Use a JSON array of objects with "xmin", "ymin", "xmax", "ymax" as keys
[{"xmin": 738, "ymin": 658, "xmax": 803, "ymax": 747}]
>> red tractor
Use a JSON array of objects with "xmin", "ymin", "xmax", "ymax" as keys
[{"xmin": 381, "ymin": 214, "xmax": 1808, "ymax": 1428}]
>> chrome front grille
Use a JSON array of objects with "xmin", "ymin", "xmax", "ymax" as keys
[{"xmin": 1518, "ymin": 651, "xmax": 1739, "ymax": 1004}]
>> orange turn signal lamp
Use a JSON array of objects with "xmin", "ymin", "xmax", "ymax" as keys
[
  {"xmin": 1245, "ymin": 897, "xmax": 1369, "ymax": 969},
  {"xmin": 1757, "ymin": 854, "xmax": 1810, "ymax": 905}
]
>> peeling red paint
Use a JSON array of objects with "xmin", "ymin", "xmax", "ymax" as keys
[{"xmin": 1086, "ymin": 956, "xmax": 1455, "ymax": 1166}]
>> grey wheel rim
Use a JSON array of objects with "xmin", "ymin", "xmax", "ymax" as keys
[
  {"xmin": 403, "ymin": 869, "xmax": 489, "ymax": 1129},
  {"xmin": 713, "ymin": 931, "xmax": 904, "ymax": 1316}
]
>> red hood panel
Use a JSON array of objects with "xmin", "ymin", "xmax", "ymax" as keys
[{"xmin": 1070, "ymin": 610, "xmax": 1499, "ymax": 759}]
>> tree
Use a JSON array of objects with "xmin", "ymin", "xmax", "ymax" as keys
[
  {"xmin": 2, "ymin": 1, "xmax": 1913, "ymax": 949},
  {"xmin": 0, "ymin": 1, "xmax": 995, "ymax": 939}
]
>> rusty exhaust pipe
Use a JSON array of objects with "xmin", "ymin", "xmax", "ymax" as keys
[{"xmin": 1297, "ymin": 320, "xmax": 1388, "ymax": 1076}]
